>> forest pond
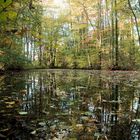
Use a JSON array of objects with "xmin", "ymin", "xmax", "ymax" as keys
[{"xmin": 1, "ymin": 69, "xmax": 140, "ymax": 140}]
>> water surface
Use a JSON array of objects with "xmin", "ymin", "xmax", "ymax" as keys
[{"xmin": 0, "ymin": 69, "xmax": 140, "ymax": 140}]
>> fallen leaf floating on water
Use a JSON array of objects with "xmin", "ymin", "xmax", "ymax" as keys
[
  {"xmin": 30, "ymin": 130, "xmax": 36, "ymax": 135},
  {"xmin": 6, "ymin": 105, "xmax": 13, "ymax": 108},
  {"xmin": 18, "ymin": 112, "xmax": 28, "ymax": 115},
  {"xmin": 0, "ymin": 133, "xmax": 6, "ymax": 139},
  {"xmin": 3, "ymin": 97, "xmax": 12, "ymax": 101},
  {"xmin": 94, "ymin": 132, "xmax": 102, "ymax": 137},
  {"xmin": 5, "ymin": 101, "xmax": 15, "ymax": 105},
  {"xmin": 7, "ymin": 85, "xmax": 12, "ymax": 87},
  {"xmin": 38, "ymin": 122, "xmax": 46, "ymax": 127},
  {"xmin": 108, "ymin": 100, "xmax": 122, "ymax": 103},
  {"xmin": 132, "ymin": 119, "xmax": 140, "ymax": 123},
  {"xmin": 19, "ymin": 90, "xmax": 27, "ymax": 94}
]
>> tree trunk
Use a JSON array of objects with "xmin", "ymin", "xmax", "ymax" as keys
[
  {"xmin": 128, "ymin": 0, "xmax": 140, "ymax": 46},
  {"xmin": 39, "ymin": 31, "xmax": 42, "ymax": 66},
  {"xmin": 111, "ymin": 0, "xmax": 115, "ymax": 67},
  {"xmin": 114, "ymin": 0, "xmax": 119, "ymax": 67},
  {"xmin": 97, "ymin": 0, "xmax": 102, "ymax": 70}
]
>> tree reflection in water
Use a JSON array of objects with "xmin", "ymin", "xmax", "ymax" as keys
[{"xmin": 0, "ymin": 70, "xmax": 140, "ymax": 139}]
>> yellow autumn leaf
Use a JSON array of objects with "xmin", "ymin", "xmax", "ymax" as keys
[
  {"xmin": 5, "ymin": 101, "xmax": 15, "ymax": 105},
  {"xmin": 7, "ymin": 11, "xmax": 17, "ymax": 20},
  {"xmin": 6, "ymin": 105, "xmax": 13, "ymax": 108}
]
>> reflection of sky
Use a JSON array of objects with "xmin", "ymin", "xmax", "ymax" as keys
[
  {"xmin": 21, "ymin": 76, "xmax": 39, "ymax": 111},
  {"xmin": 69, "ymin": 92, "xmax": 75, "ymax": 101},
  {"xmin": 133, "ymin": 97, "xmax": 139, "ymax": 112}
]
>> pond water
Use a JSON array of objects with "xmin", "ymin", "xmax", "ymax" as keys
[{"xmin": 0, "ymin": 69, "xmax": 140, "ymax": 140}]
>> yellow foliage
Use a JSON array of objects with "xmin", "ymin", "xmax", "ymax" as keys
[
  {"xmin": 0, "ymin": 50, "xmax": 5, "ymax": 55},
  {"xmin": 2, "ymin": 37, "xmax": 12, "ymax": 46}
]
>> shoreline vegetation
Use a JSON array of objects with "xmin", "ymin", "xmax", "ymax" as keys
[{"xmin": 0, "ymin": 67, "xmax": 137, "ymax": 76}]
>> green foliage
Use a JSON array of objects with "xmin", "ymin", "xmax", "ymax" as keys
[{"xmin": 0, "ymin": 47, "xmax": 29, "ymax": 70}]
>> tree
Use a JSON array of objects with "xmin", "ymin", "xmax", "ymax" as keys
[{"xmin": 128, "ymin": 0, "xmax": 140, "ymax": 46}]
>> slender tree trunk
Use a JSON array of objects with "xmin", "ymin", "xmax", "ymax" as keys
[
  {"xmin": 111, "ymin": 0, "xmax": 115, "ymax": 67},
  {"xmin": 98, "ymin": 0, "xmax": 102, "ymax": 70},
  {"xmin": 30, "ymin": 35, "xmax": 33, "ymax": 62},
  {"xmin": 39, "ymin": 44, "xmax": 42, "ymax": 66},
  {"xmin": 39, "ymin": 75, "xmax": 43, "ymax": 116},
  {"xmin": 128, "ymin": 0, "xmax": 140, "ymax": 46},
  {"xmin": 39, "ymin": 31, "xmax": 42, "ymax": 66},
  {"xmin": 138, "ymin": 0, "xmax": 140, "ymax": 7},
  {"xmin": 114, "ymin": 0, "xmax": 119, "ymax": 67},
  {"xmin": 130, "ymin": 17, "xmax": 136, "ymax": 67},
  {"xmin": 111, "ymin": 83, "xmax": 119, "ymax": 123},
  {"xmin": 111, "ymin": 0, "xmax": 119, "ymax": 69},
  {"xmin": 86, "ymin": 44, "xmax": 91, "ymax": 68},
  {"xmin": 25, "ymin": 27, "xmax": 29, "ymax": 59},
  {"xmin": 33, "ymin": 37, "xmax": 36, "ymax": 61},
  {"xmin": 53, "ymin": 38, "xmax": 58, "ymax": 68},
  {"xmin": 81, "ymin": 3, "xmax": 94, "ymax": 28},
  {"xmin": 49, "ymin": 40, "xmax": 55, "ymax": 68}
]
